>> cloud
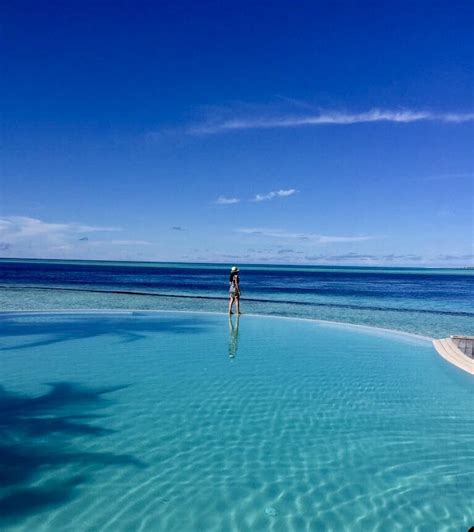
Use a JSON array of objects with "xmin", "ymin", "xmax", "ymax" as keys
[
  {"xmin": 0, "ymin": 216, "xmax": 123, "ymax": 258},
  {"xmin": 318, "ymin": 235, "xmax": 373, "ymax": 243},
  {"xmin": 305, "ymin": 253, "xmax": 376, "ymax": 261},
  {"xmin": 171, "ymin": 226, "xmax": 186, "ymax": 231},
  {"xmin": 253, "ymin": 189, "xmax": 298, "ymax": 202},
  {"xmin": 188, "ymin": 108, "xmax": 474, "ymax": 135},
  {"xmin": 304, "ymin": 252, "xmax": 422, "ymax": 262},
  {"xmin": 437, "ymin": 253, "xmax": 474, "ymax": 261},
  {"xmin": 87, "ymin": 239, "xmax": 153, "ymax": 246},
  {"xmin": 383, "ymin": 254, "xmax": 422, "ymax": 261},
  {"xmin": 214, "ymin": 190, "xmax": 297, "ymax": 204},
  {"xmin": 238, "ymin": 228, "xmax": 373, "ymax": 243},
  {"xmin": 0, "ymin": 216, "xmax": 119, "ymax": 242},
  {"xmin": 214, "ymin": 196, "xmax": 240, "ymax": 205},
  {"xmin": 109, "ymin": 240, "xmax": 152, "ymax": 246},
  {"xmin": 239, "ymin": 228, "xmax": 305, "ymax": 239},
  {"xmin": 0, "ymin": 217, "xmax": 165, "ymax": 260}
]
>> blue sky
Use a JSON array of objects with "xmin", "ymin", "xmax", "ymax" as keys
[{"xmin": 1, "ymin": 0, "xmax": 473, "ymax": 266}]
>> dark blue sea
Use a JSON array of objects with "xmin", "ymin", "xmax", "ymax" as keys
[{"xmin": 1, "ymin": 259, "xmax": 473, "ymax": 337}]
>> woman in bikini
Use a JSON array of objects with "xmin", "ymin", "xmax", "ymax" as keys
[{"xmin": 228, "ymin": 266, "xmax": 241, "ymax": 315}]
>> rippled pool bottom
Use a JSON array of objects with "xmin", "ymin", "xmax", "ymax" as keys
[{"xmin": 1, "ymin": 312, "xmax": 472, "ymax": 531}]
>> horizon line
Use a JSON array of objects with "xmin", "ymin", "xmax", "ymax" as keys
[{"xmin": 0, "ymin": 256, "xmax": 472, "ymax": 270}]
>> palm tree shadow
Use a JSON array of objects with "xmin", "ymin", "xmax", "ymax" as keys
[
  {"xmin": 0, "ymin": 381, "xmax": 145, "ymax": 525},
  {"xmin": 0, "ymin": 475, "xmax": 87, "ymax": 520},
  {"xmin": 0, "ymin": 314, "xmax": 212, "ymax": 351}
]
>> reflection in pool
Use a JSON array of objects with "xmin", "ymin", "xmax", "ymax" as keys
[{"xmin": 0, "ymin": 311, "xmax": 472, "ymax": 531}]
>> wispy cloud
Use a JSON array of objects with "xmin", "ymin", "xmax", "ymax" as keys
[
  {"xmin": 318, "ymin": 235, "xmax": 373, "ymax": 243},
  {"xmin": 0, "ymin": 216, "xmax": 120, "ymax": 242},
  {"xmin": 304, "ymin": 252, "xmax": 423, "ymax": 263},
  {"xmin": 109, "ymin": 240, "xmax": 152, "ymax": 246},
  {"xmin": 0, "ymin": 216, "xmax": 123, "ymax": 258},
  {"xmin": 188, "ymin": 108, "xmax": 474, "ymax": 135},
  {"xmin": 68, "ymin": 238, "xmax": 154, "ymax": 246},
  {"xmin": 214, "ymin": 196, "xmax": 240, "ymax": 205},
  {"xmin": 213, "ymin": 190, "xmax": 297, "ymax": 204},
  {"xmin": 437, "ymin": 253, "xmax": 474, "ymax": 261},
  {"xmin": 253, "ymin": 189, "xmax": 298, "ymax": 202},
  {"xmin": 238, "ymin": 227, "xmax": 374, "ymax": 243},
  {"xmin": 0, "ymin": 216, "xmax": 162, "ymax": 260},
  {"xmin": 239, "ymin": 228, "xmax": 306, "ymax": 239}
]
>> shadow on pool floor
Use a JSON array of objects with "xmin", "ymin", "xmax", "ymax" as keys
[
  {"xmin": 0, "ymin": 381, "xmax": 145, "ymax": 525},
  {"xmin": 0, "ymin": 314, "xmax": 212, "ymax": 351}
]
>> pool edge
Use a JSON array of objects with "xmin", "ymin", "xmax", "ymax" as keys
[{"xmin": 0, "ymin": 308, "xmax": 434, "ymax": 343}]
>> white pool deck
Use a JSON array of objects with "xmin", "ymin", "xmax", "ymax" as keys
[{"xmin": 433, "ymin": 336, "xmax": 474, "ymax": 375}]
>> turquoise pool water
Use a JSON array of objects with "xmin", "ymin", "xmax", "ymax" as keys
[{"xmin": 1, "ymin": 311, "xmax": 473, "ymax": 531}]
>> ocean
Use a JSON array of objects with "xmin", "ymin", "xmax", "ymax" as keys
[{"xmin": 1, "ymin": 259, "xmax": 473, "ymax": 338}]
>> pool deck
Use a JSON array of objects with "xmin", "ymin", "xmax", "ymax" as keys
[{"xmin": 433, "ymin": 336, "xmax": 474, "ymax": 375}]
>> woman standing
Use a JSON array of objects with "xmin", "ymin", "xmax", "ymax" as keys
[{"xmin": 228, "ymin": 266, "xmax": 241, "ymax": 315}]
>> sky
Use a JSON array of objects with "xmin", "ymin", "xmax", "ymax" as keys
[{"xmin": 1, "ymin": 0, "xmax": 473, "ymax": 266}]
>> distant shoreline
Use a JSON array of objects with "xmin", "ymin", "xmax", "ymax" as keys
[{"xmin": 0, "ymin": 256, "xmax": 471, "ymax": 272}]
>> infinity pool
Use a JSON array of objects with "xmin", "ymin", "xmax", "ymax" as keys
[{"xmin": 0, "ymin": 312, "xmax": 472, "ymax": 530}]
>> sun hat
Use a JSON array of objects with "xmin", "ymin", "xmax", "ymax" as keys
[{"xmin": 231, "ymin": 266, "xmax": 239, "ymax": 272}]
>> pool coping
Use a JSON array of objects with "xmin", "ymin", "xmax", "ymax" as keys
[{"xmin": 433, "ymin": 338, "xmax": 474, "ymax": 375}]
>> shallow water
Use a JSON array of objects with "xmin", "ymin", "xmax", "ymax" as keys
[
  {"xmin": 1, "ymin": 311, "xmax": 472, "ymax": 531},
  {"xmin": 1, "ymin": 260, "xmax": 473, "ymax": 337}
]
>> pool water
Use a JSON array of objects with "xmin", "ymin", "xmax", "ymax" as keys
[{"xmin": 0, "ymin": 311, "xmax": 472, "ymax": 531}]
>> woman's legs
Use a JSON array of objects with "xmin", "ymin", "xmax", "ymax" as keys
[
  {"xmin": 236, "ymin": 296, "xmax": 241, "ymax": 314},
  {"xmin": 228, "ymin": 296, "xmax": 234, "ymax": 314}
]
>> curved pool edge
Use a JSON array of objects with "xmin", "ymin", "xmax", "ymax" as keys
[
  {"xmin": 0, "ymin": 308, "xmax": 434, "ymax": 344},
  {"xmin": 433, "ymin": 338, "xmax": 474, "ymax": 375}
]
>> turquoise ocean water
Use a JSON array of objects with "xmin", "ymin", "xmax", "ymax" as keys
[
  {"xmin": 0, "ymin": 261, "xmax": 473, "ymax": 530},
  {"xmin": 1, "ymin": 259, "xmax": 473, "ymax": 337}
]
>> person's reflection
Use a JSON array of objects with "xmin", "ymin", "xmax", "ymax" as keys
[{"xmin": 228, "ymin": 314, "xmax": 240, "ymax": 359}]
